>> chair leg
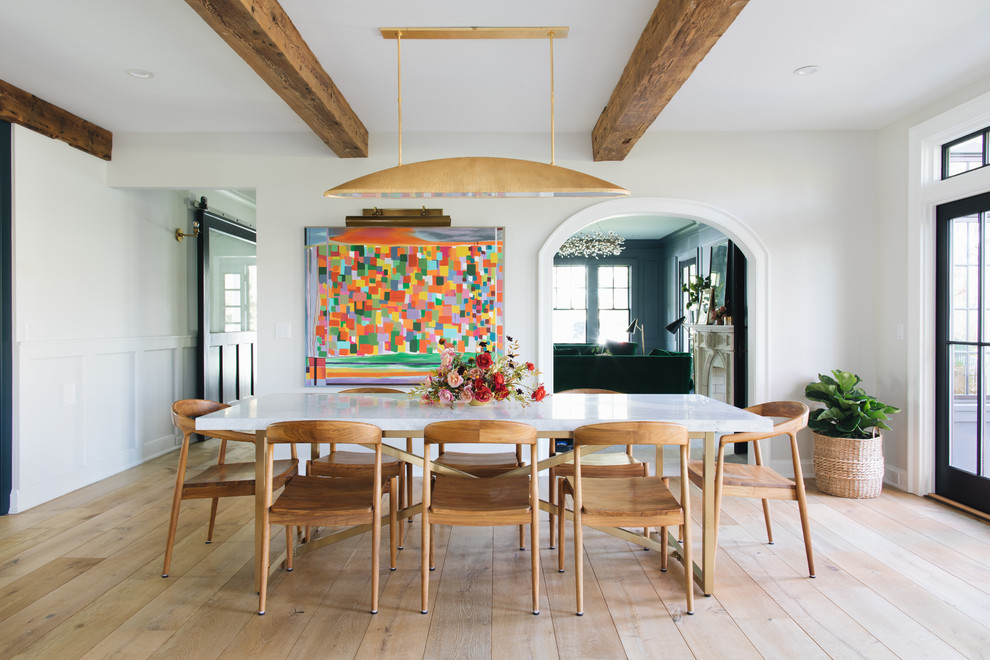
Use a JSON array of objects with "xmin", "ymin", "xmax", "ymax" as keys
[
  {"xmin": 761, "ymin": 499, "xmax": 774, "ymax": 544},
  {"xmin": 259, "ymin": 521, "xmax": 272, "ymax": 615},
  {"xmin": 406, "ymin": 438, "xmax": 415, "ymax": 526},
  {"xmin": 557, "ymin": 478, "xmax": 566, "ymax": 572},
  {"xmin": 285, "ymin": 525, "xmax": 294, "ymax": 571},
  {"xmin": 548, "ymin": 469, "xmax": 557, "ymax": 549},
  {"xmin": 531, "ymin": 515, "xmax": 540, "ymax": 615},
  {"xmin": 429, "ymin": 524, "xmax": 436, "ymax": 570},
  {"xmin": 162, "ymin": 489, "xmax": 183, "ymax": 578},
  {"xmin": 371, "ymin": 499, "xmax": 381, "ymax": 615},
  {"xmin": 660, "ymin": 525, "xmax": 668, "ymax": 571},
  {"xmin": 389, "ymin": 476, "xmax": 398, "ymax": 570},
  {"xmin": 206, "ymin": 498, "xmax": 220, "ymax": 543},
  {"xmin": 574, "ymin": 504, "xmax": 584, "ymax": 616},
  {"xmin": 795, "ymin": 486, "xmax": 816, "ymax": 578},
  {"xmin": 421, "ymin": 516, "xmax": 430, "ymax": 614},
  {"xmin": 519, "ymin": 525, "xmax": 525, "ymax": 551}
]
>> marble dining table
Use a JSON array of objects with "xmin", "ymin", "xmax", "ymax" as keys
[{"xmin": 196, "ymin": 391, "xmax": 773, "ymax": 596}]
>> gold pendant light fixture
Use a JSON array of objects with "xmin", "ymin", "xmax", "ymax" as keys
[{"xmin": 324, "ymin": 27, "xmax": 628, "ymax": 199}]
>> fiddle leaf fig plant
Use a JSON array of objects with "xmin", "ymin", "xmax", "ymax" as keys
[
  {"xmin": 681, "ymin": 275, "xmax": 710, "ymax": 310},
  {"xmin": 804, "ymin": 370, "xmax": 900, "ymax": 439}
]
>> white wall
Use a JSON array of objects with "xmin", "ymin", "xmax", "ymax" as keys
[
  {"xmin": 10, "ymin": 127, "xmax": 200, "ymax": 512},
  {"xmin": 106, "ymin": 128, "xmax": 880, "ymax": 480}
]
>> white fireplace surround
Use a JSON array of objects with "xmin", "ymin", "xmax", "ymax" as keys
[{"xmin": 690, "ymin": 324, "xmax": 734, "ymax": 405}]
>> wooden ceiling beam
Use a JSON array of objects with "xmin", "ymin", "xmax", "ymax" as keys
[
  {"xmin": 592, "ymin": 0, "xmax": 748, "ymax": 161},
  {"xmin": 0, "ymin": 79, "xmax": 112, "ymax": 160},
  {"xmin": 185, "ymin": 0, "xmax": 368, "ymax": 158}
]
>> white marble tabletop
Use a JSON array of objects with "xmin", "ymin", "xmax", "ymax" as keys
[{"xmin": 196, "ymin": 392, "xmax": 772, "ymax": 435}]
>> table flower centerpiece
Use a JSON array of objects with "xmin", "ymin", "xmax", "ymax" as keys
[{"xmin": 410, "ymin": 335, "xmax": 546, "ymax": 406}]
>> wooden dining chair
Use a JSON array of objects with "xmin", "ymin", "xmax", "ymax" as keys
[
  {"xmin": 548, "ymin": 389, "xmax": 649, "ymax": 548},
  {"xmin": 163, "ymin": 399, "xmax": 298, "ymax": 578},
  {"xmin": 685, "ymin": 401, "xmax": 815, "ymax": 578},
  {"xmin": 260, "ymin": 420, "xmax": 398, "ymax": 615},
  {"xmin": 433, "ymin": 427, "xmax": 527, "ymax": 549},
  {"xmin": 558, "ymin": 421, "xmax": 693, "ymax": 615},
  {"xmin": 421, "ymin": 420, "xmax": 540, "ymax": 615},
  {"xmin": 308, "ymin": 387, "xmax": 411, "ymax": 545}
]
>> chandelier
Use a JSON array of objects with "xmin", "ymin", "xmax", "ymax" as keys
[
  {"xmin": 324, "ymin": 27, "xmax": 628, "ymax": 198},
  {"xmin": 556, "ymin": 230, "xmax": 625, "ymax": 259}
]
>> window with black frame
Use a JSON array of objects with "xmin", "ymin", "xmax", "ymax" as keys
[{"xmin": 943, "ymin": 127, "xmax": 990, "ymax": 179}]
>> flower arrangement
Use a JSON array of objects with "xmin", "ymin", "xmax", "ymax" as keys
[{"xmin": 410, "ymin": 335, "xmax": 546, "ymax": 406}]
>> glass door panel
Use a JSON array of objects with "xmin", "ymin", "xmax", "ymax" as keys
[{"xmin": 936, "ymin": 192, "xmax": 990, "ymax": 513}]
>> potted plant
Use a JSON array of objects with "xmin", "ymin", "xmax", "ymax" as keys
[
  {"xmin": 681, "ymin": 275, "xmax": 710, "ymax": 324},
  {"xmin": 804, "ymin": 370, "xmax": 900, "ymax": 498}
]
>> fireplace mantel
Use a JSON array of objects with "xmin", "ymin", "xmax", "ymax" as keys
[{"xmin": 689, "ymin": 324, "xmax": 734, "ymax": 405}]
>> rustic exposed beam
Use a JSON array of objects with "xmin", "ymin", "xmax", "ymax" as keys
[
  {"xmin": 185, "ymin": 0, "xmax": 368, "ymax": 158},
  {"xmin": 0, "ymin": 79, "xmax": 112, "ymax": 161},
  {"xmin": 592, "ymin": 0, "xmax": 748, "ymax": 161}
]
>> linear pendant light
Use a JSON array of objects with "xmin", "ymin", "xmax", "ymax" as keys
[{"xmin": 324, "ymin": 27, "xmax": 629, "ymax": 199}]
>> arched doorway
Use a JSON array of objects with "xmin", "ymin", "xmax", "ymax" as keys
[{"xmin": 537, "ymin": 197, "xmax": 770, "ymax": 405}]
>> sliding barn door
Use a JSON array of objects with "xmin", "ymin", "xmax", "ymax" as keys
[{"xmin": 198, "ymin": 208, "xmax": 257, "ymax": 403}]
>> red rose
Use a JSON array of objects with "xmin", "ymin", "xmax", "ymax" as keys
[
  {"xmin": 476, "ymin": 352, "xmax": 493, "ymax": 370},
  {"xmin": 526, "ymin": 362, "xmax": 535, "ymax": 371},
  {"xmin": 474, "ymin": 385, "xmax": 493, "ymax": 402},
  {"xmin": 494, "ymin": 387, "xmax": 510, "ymax": 401},
  {"xmin": 493, "ymin": 372, "xmax": 505, "ymax": 387},
  {"xmin": 531, "ymin": 385, "xmax": 546, "ymax": 402}
]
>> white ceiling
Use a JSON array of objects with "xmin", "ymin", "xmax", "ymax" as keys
[{"xmin": 3, "ymin": 0, "xmax": 990, "ymax": 140}]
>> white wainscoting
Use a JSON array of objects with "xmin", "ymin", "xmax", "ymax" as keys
[{"xmin": 12, "ymin": 335, "xmax": 196, "ymax": 512}]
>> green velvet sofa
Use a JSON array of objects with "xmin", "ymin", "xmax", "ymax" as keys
[{"xmin": 551, "ymin": 344, "xmax": 693, "ymax": 394}]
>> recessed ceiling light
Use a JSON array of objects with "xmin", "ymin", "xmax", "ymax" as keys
[
  {"xmin": 125, "ymin": 69, "xmax": 155, "ymax": 79},
  {"xmin": 793, "ymin": 65, "xmax": 821, "ymax": 76}
]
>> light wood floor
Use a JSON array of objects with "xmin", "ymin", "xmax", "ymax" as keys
[{"xmin": 2, "ymin": 439, "xmax": 989, "ymax": 659}]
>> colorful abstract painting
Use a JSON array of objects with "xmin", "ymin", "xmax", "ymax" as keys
[{"xmin": 305, "ymin": 226, "xmax": 505, "ymax": 385}]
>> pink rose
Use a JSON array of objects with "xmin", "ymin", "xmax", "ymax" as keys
[
  {"xmin": 440, "ymin": 348, "xmax": 456, "ymax": 369},
  {"xmin": 466, "ymin": 367, "xmax": 482, "ymax": 380},
  {"xmin": 446, "ymin": 371, "xmax": 464, "ymax": 388},
  {"xmin": 460, "ymin": 388, "xmax": 474, "ymax": 402},
  {"xmin": 439, "ymin": 389, "xmax": 454, "ymax": 403}
]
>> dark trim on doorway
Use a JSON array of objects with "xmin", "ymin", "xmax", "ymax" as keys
[{"xmin": 1, "ymin": 122, "xmax": 12, "ymax": 515}]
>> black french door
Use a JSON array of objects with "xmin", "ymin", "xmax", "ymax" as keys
[{"xmin": 935, "ymin": 191, "xmax": 990, "ymax": 513}]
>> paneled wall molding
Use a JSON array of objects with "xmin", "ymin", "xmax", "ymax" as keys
[{"xmin": 12, "ymin": 334, "xmax": 196, "ymax": 512}]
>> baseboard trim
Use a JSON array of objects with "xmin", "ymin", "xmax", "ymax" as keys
[{"xmin": 926, "ymin": 493, "xmax": 990, "ymax": 524}]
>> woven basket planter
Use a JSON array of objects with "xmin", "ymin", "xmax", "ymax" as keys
[{"xmin": 812, "ymin": 431, "xmax": 884, "ymax": 498}]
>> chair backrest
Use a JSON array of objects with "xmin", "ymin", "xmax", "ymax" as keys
[
  {"xmin": 326, "ymin": 388, "xmax": 403, "ymax": 452},
  {"xmin": 171, "ymin": 398, "xmax": 229, "ymax": 434},
  {"xmin": 573, "ymin": 421, "xmax": 689, "ymax": 447},
  {"xmin": 721, "ymin": 401, "xmax": 810, "ymax": 446},
  {"xmin": 424, "ymin": 419, "xmax": 538, "ymax": 446},
  {"xmin": 748, "ymin": 401, "xmax": 809, "ymax": 432},
  {"xmin": 267, "ymin": 420, "xmax": 382, "ymax": 446},
  {"xmin": 557, "ymin": 388, "xmax": 620, "ymax": 394},
  {"xmin": 341, "ymin": 387, "xmax": 404, "ymax": 394}
]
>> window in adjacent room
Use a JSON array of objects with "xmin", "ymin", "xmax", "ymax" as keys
[
  {"xmin": 678, "ymin": 257, "xmax": 698, "ymax": 351},
  {"xmin": 552, "ymin": 263, "xmax": 631, "ymax": 344},
  {"xmin": 552, "ymin": 265, "xmax": 587, "ymax": 343},
  {"xmin": 597, "ymin": 265, "xmax": 630, "ymax": 342},
  {"xmin": 943, "ymin": 127, "xmax": 990, "ymax": 179}
]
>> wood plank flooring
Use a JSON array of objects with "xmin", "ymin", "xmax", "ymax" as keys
[{"xmin": 1, "ymin": 438, "xmax": 989, "ymax": 659}]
